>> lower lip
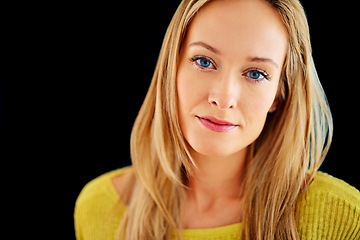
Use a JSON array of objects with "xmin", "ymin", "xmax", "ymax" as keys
[{"xmin": 197, "ymin": 117, "xmax": 237, "ymax": 133}]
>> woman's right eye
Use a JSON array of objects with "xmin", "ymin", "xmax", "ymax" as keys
[{"xmin": 190, "ymin": 56, "xmax": 216, "ymax": 70}]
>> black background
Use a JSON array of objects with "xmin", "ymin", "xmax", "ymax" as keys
[{"xmin": 1, "ymin": 1, "xmax": 359, "ymax": 238}]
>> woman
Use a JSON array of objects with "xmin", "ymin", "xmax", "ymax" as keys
[{"xmin": 75, "ymin": 0, "xmax": 360, "ymax": 239}]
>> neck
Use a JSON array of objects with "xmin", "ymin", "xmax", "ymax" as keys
[{"xmin": 186, "ymin": 148, "xmax": 247, "ymax": 207}]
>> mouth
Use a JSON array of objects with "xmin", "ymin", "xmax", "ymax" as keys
[{"xmin": 196, "ymin": 115, "xmax": 238, "ymax": 133}]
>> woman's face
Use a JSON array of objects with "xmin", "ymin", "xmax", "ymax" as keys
[{"xmin": 177, "ymin": 0, "xmax": 288, "ymax": 159}]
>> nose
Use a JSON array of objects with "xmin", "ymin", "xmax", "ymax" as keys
[{"xmin": 208, "ymin": 73, "xmax": 238, "ymax": 110}]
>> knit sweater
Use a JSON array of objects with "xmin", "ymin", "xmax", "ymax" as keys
[{"xmin": 74, "ymin": 167, "xmax": 360, "ymax": 239}]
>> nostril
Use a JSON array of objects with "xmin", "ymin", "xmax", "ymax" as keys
[
  {"xmin": 210, "ymin": 100, "xmax": 218, "ymax": 106},
  {"xmin": 208, "ymin": 94, "xmax": 237, "ymax": 110}
]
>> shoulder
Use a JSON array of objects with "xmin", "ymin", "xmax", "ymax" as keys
[
  {"xmin": 74, "ymin": 166, "xmax": 133, "ymax": 239},
  {"xmin": 76, "ymin": 166, "xmax": 132, "ymax": 207},
  {"xmin": 296, "ymin": 171, "xmax": 360, "ymax": 239},
  {"xmin": 306, "ymin": 172, "xmax": 360, "ymax": 210}
]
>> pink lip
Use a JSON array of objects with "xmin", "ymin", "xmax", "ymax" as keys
[{"xmin": 196, "ymin": 116, "xmax": 238, "ymax": 133}]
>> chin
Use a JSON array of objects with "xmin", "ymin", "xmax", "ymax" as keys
[{"xmin": 187, "ymin": 135, "xmax": 247, "ymax": 159}]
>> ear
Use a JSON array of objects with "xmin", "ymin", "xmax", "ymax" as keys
[{"xmin": 268, "ymin": 99, "xmax": 278, "ymax": 113}]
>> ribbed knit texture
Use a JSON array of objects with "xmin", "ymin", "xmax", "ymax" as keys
[
  {"xmin": 74, "ymin": 167, "xmax": 360, "ymax": 239},
  {"xmin": 295, "ymin": 172, "xmax": 360, "ymax": 239}
]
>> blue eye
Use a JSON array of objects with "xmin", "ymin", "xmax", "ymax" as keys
[
  {"xmin": 244, "ymin": 69, "xmax": 269, "ymax": 82},
  {"xmin": 199, "ymin": 58, "xmax": 211, "ymax": 68},
  {"xmin": 248, "ymin": 70, "xmax": 261, "ymax": 79},
  {"xmin": 191, "ymin": 56, "xmax": 216, "ymax": 70}
]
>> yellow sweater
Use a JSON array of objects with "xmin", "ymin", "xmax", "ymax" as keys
[{"xmin": 74, "ymin": 167, "xmax": 360, "ymax": 239}]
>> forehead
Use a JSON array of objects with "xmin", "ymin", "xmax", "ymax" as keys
[{"xmin": 185, "ymin": 0, "xmax": 288, "ymax": 64}]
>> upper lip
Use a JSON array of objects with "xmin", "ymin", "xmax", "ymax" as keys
[{"xmin": 196, "ymin": 115, "xmax": 238, "ymax": 126}]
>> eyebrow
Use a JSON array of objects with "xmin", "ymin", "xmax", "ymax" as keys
[
  {"xmin": 189, "ymin": 41, "xmax": 220, "ymax": 54},
  {"xmin": 189, "ymin": 41, "xmax": 279, "ymax": 68},
  {"xmin": 247, "ymin": 57, "xmax": 279, "ymax": 69}
]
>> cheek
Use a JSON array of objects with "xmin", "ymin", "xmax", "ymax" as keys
[
  {"xmin": 176, "ymin": 69, "xmax": 193, "ymax": 134},
  {"xmin": 177, "ymin": 73, "xmax": 192, "ymax": 110},
  {"xmin": 177, "ymin": 69, "xmax": 208, "ymax": 116},
  {"xmin": 240, "ymin": 86, "xmax": 278, "ymax": 132},
  {"xmin": 176, "ymin": 68, "xmax": 210, "ymax": 151}
]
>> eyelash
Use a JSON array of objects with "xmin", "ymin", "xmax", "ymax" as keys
[
  {"xmin": 242, "ymin": 67, "xmax": 271, "ymax": 83},
  {"xmin": 189, "ymin": 55, "xmax": 271, "ymax": 83},
  {"xmin": 190, "ymin": 55, "xmax": 217, "ymax": 71}
]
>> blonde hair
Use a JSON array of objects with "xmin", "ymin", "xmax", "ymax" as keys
[{"xmin": 118, "ymin": 0, "xmax": 333, "ymax": 239}]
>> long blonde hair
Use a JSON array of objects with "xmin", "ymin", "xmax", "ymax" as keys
[{"xmin": 118, "ymin": 0, "xmax": 333, "ymax": 239}]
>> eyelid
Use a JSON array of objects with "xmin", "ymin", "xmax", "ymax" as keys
[
  {"xmin": 190, "ymin": 55, "xmax": 217, "ymax": 70},
  {"xmin": 243, "ymin": 67, "xmax": 271, "ymax": 81}
]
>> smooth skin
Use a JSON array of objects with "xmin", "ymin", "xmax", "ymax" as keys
[{"xmin": 177, "ymin": 0, "xmax": 288, "ymax": 229}]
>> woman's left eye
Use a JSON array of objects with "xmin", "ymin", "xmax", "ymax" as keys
[{"xmin": 243, "ymin": 69, "xmax": 270, "ymax": 82}]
